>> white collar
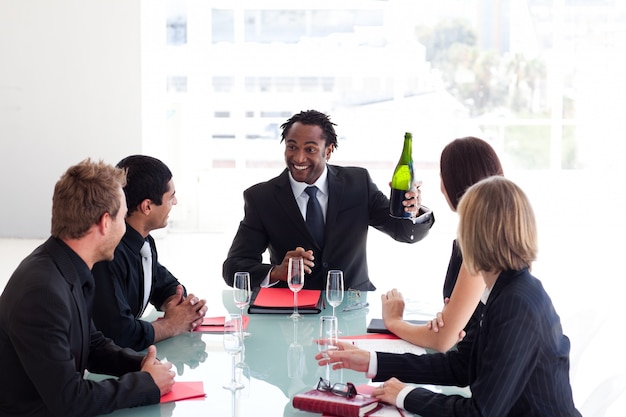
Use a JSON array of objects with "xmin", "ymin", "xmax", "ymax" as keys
[
  {"xmin": 480, "ymin": 287, "xmax": 492, "ymax": 305},
  {"xmin": 288, "ymin": 165, "xmax": 329, "ymax": 197}
]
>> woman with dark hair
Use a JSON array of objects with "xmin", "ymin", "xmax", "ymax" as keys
[{"xmin": 381, "ymin": 136, "xmax": 504, "ymax": 352}]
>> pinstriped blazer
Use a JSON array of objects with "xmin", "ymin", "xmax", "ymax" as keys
[{"xmin": 374, "ymin": 268, "xmax": 581, "ymax": 417}]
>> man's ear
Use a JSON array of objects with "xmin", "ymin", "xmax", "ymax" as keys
[
  {"xmin": 97, "ymin": 212, "xmax": 111, "ymax": 235},
  {"xmin": 139, "ymin": 199, "xmax": 152, "ymax": 215},
  {"xmin": 325, "ymin": 144, "xmax": 335, "ymax": 160}
]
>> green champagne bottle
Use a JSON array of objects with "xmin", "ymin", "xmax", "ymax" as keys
[{"xmin": 389, "ymin": 132, "xmax": 414, "ymax": 218}]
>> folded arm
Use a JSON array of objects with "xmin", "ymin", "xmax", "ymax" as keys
[{"xmin": 382, "ymin": 261, "xmax": 484, "ymax": 352}]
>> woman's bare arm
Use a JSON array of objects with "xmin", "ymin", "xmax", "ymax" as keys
[{"xmin": 381, "ymin": 261, "xmax": 485, "ymax": 352}]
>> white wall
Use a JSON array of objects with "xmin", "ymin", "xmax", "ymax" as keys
[{"xmin": 0, "ymin": 0, "xmax": 142, "ymax": 238}]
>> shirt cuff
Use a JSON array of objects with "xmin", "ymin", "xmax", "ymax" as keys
[
  {"xmin": 410, "ymin": 206, "xmax": 432, "ymax": 224},
  {"xmin": 366, "ymin": 351, "xmax": 378, "ymax": 379},
  {"xmin": 396, "ymin": 386, "xmax": 415, "ymax": 410},
  {"xmin": 260, "ymin": 267, "xmax": 279, "ymax": 288}
]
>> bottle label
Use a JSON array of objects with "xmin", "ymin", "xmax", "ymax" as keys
[{"xmin": 389, "ymin": 188, "xmax": 411, "ymax": 218}]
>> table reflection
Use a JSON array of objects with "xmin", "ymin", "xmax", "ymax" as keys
[
  {"xmin": 155, "ymin": 331, "xmax": 208, "ymax": 376},
  {"xmin": 94, "ymin": 290, "xmax": 396, "ymax": 417},
  {"xmin": 287, "ymin": 320, "xmax": 304, "ymax": 380}
]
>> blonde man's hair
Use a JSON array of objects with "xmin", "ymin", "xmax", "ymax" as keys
[
  {"xmin": 51, "ymin": 159, "xmax": 127, "ymax": 239},
  {"xmin": 457, "ymin": 176, "xmax": 537, "ymax": 275}
]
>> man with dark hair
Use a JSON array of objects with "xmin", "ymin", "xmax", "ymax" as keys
[
  {"xmin": 223, "ymin": 109, "xmax": 434, "ymax": 291},
  {"xmin": 0, "ymin": 159, "xmax": 174, "ymax": 416},
  {"xmin": 92, "ymin": 155, "xmax": 207, "ymax": 351}
]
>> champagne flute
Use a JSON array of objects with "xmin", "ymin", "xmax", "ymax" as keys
[
  {"xmin": 233, "ymin": 272, "xmax": 251, "ymax": 315},
  {"xmin": 233, "ymin": 271, "xmax": 251, "ymax": 337},
  {"xmin": 233, "ymin": 273, "xmax": 251, "ymax": 385},
  {"xmin": 318, "ymin": 315, "xmax": 338, "ymax": 381},
  {"xmin": 222, "ymin": 314, "xmax": 245, "ymax": 391},
  {"xmin": 326, "ymin": 270, "xmax": 344, "ymax": 317},
  {"xmin": 287, "ymin": 256, "xmax": 304, "ymax": 320}
]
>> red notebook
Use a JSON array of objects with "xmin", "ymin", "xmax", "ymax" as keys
[
  {"xmin": 248, "ymin": 287, "xmax": 322, "ymax": 314},
  {"xmin": 160, "ymin": 381, "xmax": 205, "ymax": 403},
  {"xmin": 292, "ymin": 388, "xmax": 380, "ymax": 417},
  {"xmin": 323, "ymin": 385, "xmax": 406, "ymax": 417}
]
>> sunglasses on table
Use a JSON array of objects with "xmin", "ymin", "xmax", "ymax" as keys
[{"xmin": 316, "ymin": 377, "xmax": 357, "ymax": 399}]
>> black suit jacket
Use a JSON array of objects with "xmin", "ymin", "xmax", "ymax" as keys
[
  {"xmin": 0, "ymin": 237, "xmax": 159, "ymax": 417},
  {"xmin": 373, "ymin": 269, "xmax": 581, "ymax": 417},
  {"xmin": 223, "ymin": 165, "xmax": 434, "ymax": 290}
]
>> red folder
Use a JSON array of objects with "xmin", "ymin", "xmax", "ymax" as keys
[
  {"xmin": 248, "ymin": 287, "xmax": 322, "ymax": 314},
  {"xmin": 160, "ymin": 381, "xmax": 205, "ymax": 403}
]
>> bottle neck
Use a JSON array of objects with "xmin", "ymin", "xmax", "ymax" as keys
[{"xmin": 399, "ymin": 138, "xmax": 412, "ymax": 165}]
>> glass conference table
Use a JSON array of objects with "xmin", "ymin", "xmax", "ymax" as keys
[{"xmin": 93, "ymin": 290, "xmax": 468, "ymax": 417}]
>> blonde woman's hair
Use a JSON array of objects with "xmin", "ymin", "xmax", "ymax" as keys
[{"xmin": 457, "ymin": 176, "xmax": 537, "ymax": 274}]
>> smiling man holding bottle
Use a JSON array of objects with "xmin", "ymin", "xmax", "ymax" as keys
[{"xmin": 222, "ymin": 109, "xmax": 434, "ymax": 291}]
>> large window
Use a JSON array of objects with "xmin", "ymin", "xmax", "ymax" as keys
[{"xmin": 144, "ymin": 0, "xmax": 625, "ymax": 227}]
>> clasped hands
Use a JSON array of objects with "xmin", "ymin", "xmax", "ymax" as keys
[{"xmin": 161, "ymin": 285, "xmax": 208, "ymax": 333}]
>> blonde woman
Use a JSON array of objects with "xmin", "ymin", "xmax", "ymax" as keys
[{"xmin": 318, "ymin": 176, "xmax": 581, "ymax": 416}]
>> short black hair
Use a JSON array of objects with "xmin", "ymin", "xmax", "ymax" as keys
[
  {"xmin": 280, "ymin": 109, "xmax": 338, "ymax": 149},
  {"xmin": 116, "ymin": 155, "xmax": 172, "ymax": 215}
]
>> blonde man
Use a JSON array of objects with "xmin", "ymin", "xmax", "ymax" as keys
[{"xmin": 0, "ymin": 159, "xmax": 174, "ymax": 417}]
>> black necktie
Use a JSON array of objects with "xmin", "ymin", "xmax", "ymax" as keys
[{"xmin": 305, "ymin": 186, "xmax": 325, "ymax": 246}]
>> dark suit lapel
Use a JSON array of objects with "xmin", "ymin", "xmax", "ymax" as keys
[
  {"xmin": 325, "ymin": 165, "xmax": 345, "ymax": 250},
  {"xmin": 272, "ymin": 169, "xmax": 312, "ymax": 239}
]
